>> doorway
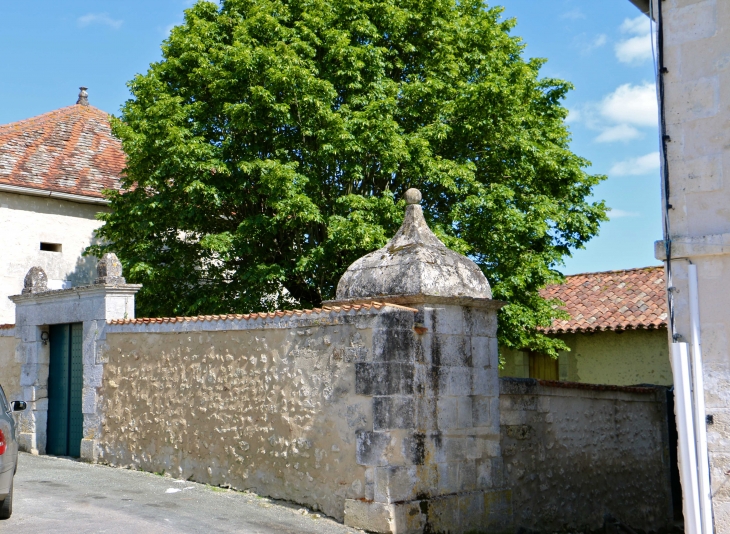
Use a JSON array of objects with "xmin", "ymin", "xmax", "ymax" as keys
[{"xmin": 47, "ymin": 323, "xmax": 83, "ymax": 457}]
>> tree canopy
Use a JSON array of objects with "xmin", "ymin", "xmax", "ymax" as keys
[{"xmin": 91, "ymin": 0, "xmax": 607, "ymax": 356}]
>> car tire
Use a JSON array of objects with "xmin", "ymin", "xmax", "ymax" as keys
[{"xmin": 0, "ymin": 480, "xmax": 12, "ymax": 519}]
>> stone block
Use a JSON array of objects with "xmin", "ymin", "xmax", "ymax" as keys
[
  {"xmin": 458, "ymin": 491, "xmax": 486, "ymax": 531},
  {"xmin": 82, "ymin": 386, "xmax": 97, "ymax": 414},
  {"xmin": 437, "ymin": 462, "xmax": 459, "ymax": 494},
  {"xmin": 471, "ymin": 336, "xmax": 498, "ymax": 369},
  {"xmin": 19, "ymin": 363, "xmax": 39, "ymax": 386},
  {"xmin": 403, "ymin": 432, "xmax": 426, "ymax": 465},
  {"xmin": 428, "ymin": 306, "xmax": 465, "ymax": 335},
  {"xmin": 458, "ymin": 460, "xmax": 477, "ymax": 492},
  {"xmin": 434, "ymin": 436, "xmax": 468, "ymax": 463},
  {"xmin": 666, "ymin": 0, "xmax": 716, "ymax": 46},
  {"xmin": 390, "ymin": 500, "xmax": 426, "ymax": 534},
  {"xmin": 464, "ymin": 307, "xmax": 498, "ymax": 337},
  {"xmin": 477, "ymin": 458, "xmax": 494, "ymax": 488},
  {"xmin": 438, "ymin": 366, "xmax": 472, "ymax": 396},
  {"xmin": 84, "ymin": 363, "xmax": 104, "ymax": 388},
  {"xmin": 499, "ymin": 408, "xmax": 527, "ymax": 426},
  {"xmin": 80, "ymin": 438, "xmax": 99, "ymax": 462},
  {"xmin": 374, "ymin": 465, "xmax": 417, "ymax": 503},
  {"xmin": 355, "ymin": 362, "xmax": 414, "ymax": 396},
  {"xmin": 472, "ymin": 396, "xmax": 492, "ymax": 428},
  {"xmin": 372, "ymin": 329, "xmax": 416, "ymax": 362},
  {"xmin": 431, "ymin": 335, "xmax": 470, "ymax": 366},
  {"xmin": 344, "ymin": 499, "xmax": 393, "ymax": 533},
  {"xmin": 437, "ymin": 397, "xmax": 458, "ymax": 431},
  {"xmin": 373, "ymin": 396, "xmax": 415, "ymax": 430},
  {"xmin": 425, "ymin": 494, "xmax": 459, "ymax": 533},
  {"xmin": 356, "ymin": 430, "xmax": 391, "ymax": 466},
  {"xmin": 665, "ymin": 76, "xmax": 719, "ymax": 124},
  {"xmin": 456, "ymin": 396, "xmax": 473, "ymax": 429},
  {"xmin": 472, "ymin": 367, "xmax": 498, "ymax": 396}
]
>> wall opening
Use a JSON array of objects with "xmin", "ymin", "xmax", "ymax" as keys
[
  {"xmin": 47, "ymin": 323, "xmax": 83, "ymax": 458},
  {"xmin": 40, "ymin": 242, "xmax": 62, "ymax": 252}
]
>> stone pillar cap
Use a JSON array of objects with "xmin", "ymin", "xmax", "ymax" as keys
[
  {"xmin": 95, "ymin": 253, "xmax": 126, "ymax": 285},
  {"xmin": 22, "ymin": 267, "xmax": 48, "ymax": 294},
  {"xmin": 335, "ymin": 189, "xmax": 492, "ymax": 301}
]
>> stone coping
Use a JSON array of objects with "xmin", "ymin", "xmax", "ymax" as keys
[
  {"xmin": 9, "ymin": 283, "xmax": 142, "ymax": 303},
  {"xmin": 107, "ymin": 301, "xmax": 417, "ymax": 326},
  {"xmin": 324, "ymin": 293, "xmax": 506, "ymax": 310},
  {"xmin": 500, "ymin": 376, "xmax": 665, "ymax": 396}
]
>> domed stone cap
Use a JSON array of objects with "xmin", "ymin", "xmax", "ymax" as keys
[
  {"xmin": 336, "ymin": 189, "xmax": 492, "ymax": 300},
  {"xmin": 94, "ymin": 253, "xmax": 126, "ymax": 285},
  {"xmin": 22, "ymin": 266, "xmax": 48, "ymax": 294}
]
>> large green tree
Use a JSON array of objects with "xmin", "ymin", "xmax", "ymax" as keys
[{"xmin": 91, "ymin": 0, "xmax": 607, "ymax": 355}]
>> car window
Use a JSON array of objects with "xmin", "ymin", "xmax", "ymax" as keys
[{"xmin": 0, "ymin": 385, "xmax": 9, "ymax": 412}]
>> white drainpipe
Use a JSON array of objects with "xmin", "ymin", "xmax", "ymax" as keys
[
  {"xmin": 688, "ymin": 263, "xmax": 713, "ymax": 532},
  {"xmin": 672, "ymin": 341, "xmax": 702, "ymax": 533}
]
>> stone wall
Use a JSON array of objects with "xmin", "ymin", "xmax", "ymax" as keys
[
  {"xmin": 97, "ymin": 300, "xmax": 507, "ymax": 532},
  {"xmin": 500, "ymin": 377, "xmax": 673, "ymax": 532},
  {"xmin": 0, "ymin": 191, "xmax": 106, "ymax": 323}
]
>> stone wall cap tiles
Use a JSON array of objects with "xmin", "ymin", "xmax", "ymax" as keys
[
  {"xmin": 325, "ymin": 293, "xmax": 506, "ymax": 309},
  {"xmin": 541, "ymin": 266, "xmax": 667, "ymax": 334},
  {"xmin": 107, "ymin": 301, "xmax": 418, "ymax": 326}
]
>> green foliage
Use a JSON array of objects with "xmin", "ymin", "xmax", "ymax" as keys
[{"xmin": 90, "ymin": 0, "xmax": 607, "ymax": 356}]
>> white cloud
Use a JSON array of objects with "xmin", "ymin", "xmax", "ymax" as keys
[
  {"xmin": 615, "ymin": 34, "xmax": 653, "ymax": 64},
  {"xmin": 609, "ymin": 152, "xmax": 660, "ymax": 176},
  {"xmin": 561, "ymin": 9, "xmax": 585, "ymax": 20},
  {"xmin": 608, "ymin": 209, "xmax": 641, "ymax": 218},
  {"xmin": 615, "ymin": 15, "xmax": 653, "ymax": 64},
  {"xmin": 620, "ymin": 15, "xmax": 650, "ymax": 36},
  {"xmin": 600, "ymin": 82, "xmax": 658, "ymax": 127},
  {"xmin": 595, "ymin": 124, "xmax": 642, "ymax": 143},
  {"xmin": 593, "ymin": 34, "xmax": 608, "ymax": 48},
  {"xmin": 78, "ymin": 13, "xmax": 123, "ymax": 29}
]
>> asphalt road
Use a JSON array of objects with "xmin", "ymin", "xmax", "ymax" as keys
[{"xmin": 5, "ymin": 452, "xmax": 360, "ymax": 534}]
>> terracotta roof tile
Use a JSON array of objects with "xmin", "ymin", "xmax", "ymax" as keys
[
  {"xmin": 107, "ymin": 301, "xmax": 418, "ymax": 326},
  {"xmin": 0, "ymin": 104, "xmax": 124, "ymax": 199},
  {"xmin": 541, "ymin": 266, "xmax": 667, "ymax": 334}
]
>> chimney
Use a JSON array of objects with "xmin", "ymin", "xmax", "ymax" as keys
[{"xmin": 77, "ymin": 87, "xmax": 89, "ymax": 106}]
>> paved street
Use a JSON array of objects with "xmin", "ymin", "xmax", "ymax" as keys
[{"xmin": 5, "ymin": 453, "xmax": 358, "ymax": 533}]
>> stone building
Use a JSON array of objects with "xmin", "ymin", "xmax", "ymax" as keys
[
  {"xmin": 630, "ymin": 0, "xmax": 730, "ymax": 530},
  {"xmin": 501, "ymin": 266, "xmax": 672, "ymax": 386},
  {"xmin": 0, "ymin": 89, "xmax": 124, "ymax": 324}
]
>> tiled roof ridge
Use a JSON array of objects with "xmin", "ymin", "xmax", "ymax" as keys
[
  {"xmin": 556, "ymin": 265, "xmax": 663, "ymax": 279},
  {"xmin": 0, "ymin": 104, "xmax": 110, "ymax": 132},
  {"xmin": 107, "ymin": 301, "xmax": 417, "ymax": 325}
]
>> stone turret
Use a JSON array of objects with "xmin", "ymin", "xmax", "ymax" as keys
[
  {"xmin": 333, "ymin": 189, "xmax": 508, "ymax": 534},
  {"xmin": 336, "ymin": 188, "xmax": 492, "ymax": 302}
]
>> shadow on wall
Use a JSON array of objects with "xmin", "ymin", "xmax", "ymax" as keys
[{"xmin": 65, "ymin": 235, "xmax": 100, "ymax": 287}]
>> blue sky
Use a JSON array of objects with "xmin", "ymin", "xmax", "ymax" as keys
[{"xmin": 0, "ymin": 0, "xmax": 660, "ymax": 275}]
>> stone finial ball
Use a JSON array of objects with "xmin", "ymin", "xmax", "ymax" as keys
[{"xmin": 404, "ymin": 188, "xmax": 422, "ymax": 205}]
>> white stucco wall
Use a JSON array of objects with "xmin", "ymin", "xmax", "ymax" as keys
[
  {"xmin": 658, "ymin": 0, "xmax": 730, "ymax": 528},
  {"xmin": 0, "ymin": 191, "xmax": 106, "ymax": 324}
]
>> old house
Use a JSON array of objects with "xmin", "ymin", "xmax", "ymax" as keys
[
  {"xmin": 500, "ymin": 266, "xmax": 672, "ymax": 386},
  {"xmin": 0, "ymin": 88, "xmax": 124, "ymax": 324}
]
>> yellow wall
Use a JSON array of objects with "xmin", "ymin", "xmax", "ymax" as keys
[{"xmin": 500, "ymin": 328, "xmax": 672, "ymax": 386}]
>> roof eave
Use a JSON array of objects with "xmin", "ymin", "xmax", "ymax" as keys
[{"xmin": 0, "ymin": 183, "xmax": 110, "ymax": 206}]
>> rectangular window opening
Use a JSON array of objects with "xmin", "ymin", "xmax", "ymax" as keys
[{"xmin": 40, "ymin": 242, "xmax": 62, "ymax": 252}]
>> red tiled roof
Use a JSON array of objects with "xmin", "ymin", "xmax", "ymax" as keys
[
  {"xmin": 107, "ymin": 301, "xmax": 418, "ymax": 325},
  {"xmin": 541, "ymin": 266, "xmax": 668, "ymax": 334},
  {"xmin": 0, "ymin": 104, "xmax": 124, "ymax": 199}
]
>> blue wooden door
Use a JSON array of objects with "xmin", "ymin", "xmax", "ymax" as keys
[{"xmin": 47, "ymin": 323, "xmax": 83, "ymax": 457}]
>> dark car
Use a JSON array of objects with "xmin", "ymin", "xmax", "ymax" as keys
[{"xmin": 0, "ymin": 384, "xmax": 26, "ymax": 519}]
